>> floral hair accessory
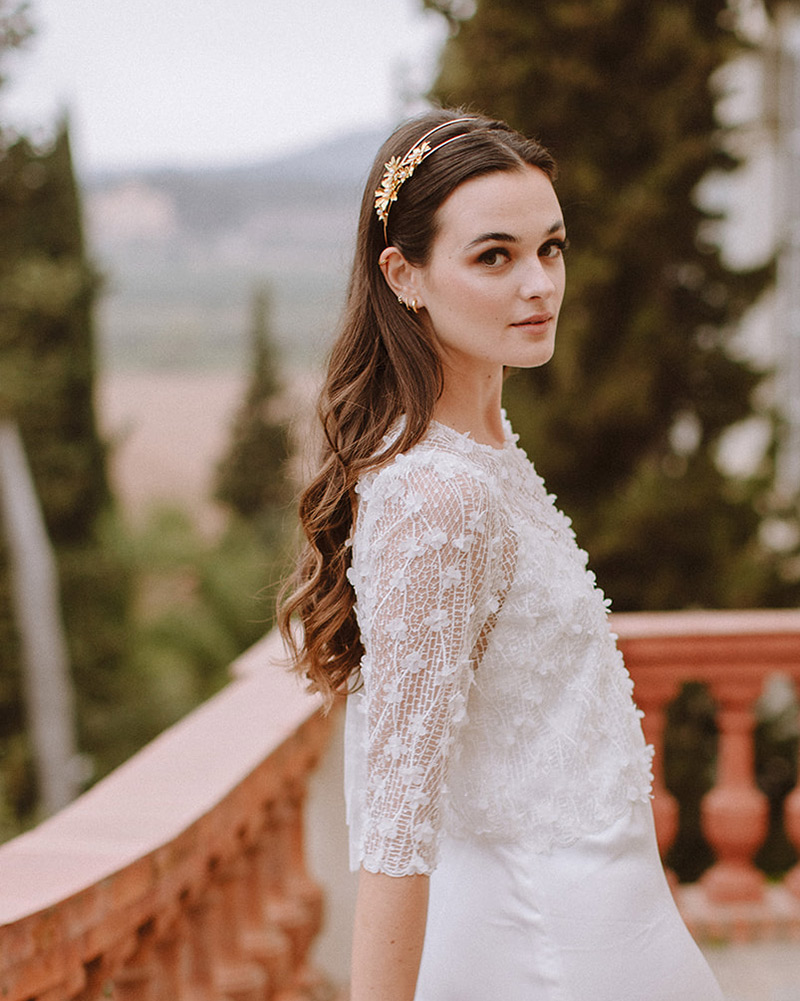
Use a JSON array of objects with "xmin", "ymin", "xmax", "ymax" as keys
[{"xmin": 374, "ymin": 117, "xmax": 476, "ymax": 241}]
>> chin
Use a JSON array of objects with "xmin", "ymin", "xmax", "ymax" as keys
[{"xmin": 513, "ymin": 343, "xmax": 556, "ymax": 369}]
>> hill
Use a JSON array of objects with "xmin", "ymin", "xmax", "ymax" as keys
[{"xmin": 85, "ymin": 128, "xmax": 386, "ymax": 373}]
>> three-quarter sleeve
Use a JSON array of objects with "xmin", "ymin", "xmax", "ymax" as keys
[{"xmin": 346, "ymin": 457, "xmax": 495, "ymax": 876}]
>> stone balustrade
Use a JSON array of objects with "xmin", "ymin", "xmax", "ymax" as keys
[
  {"xmin": 1, "ymin": 610, "xmax": 800, "ymax": 999},
  {"xmin": 614, "ymin": 609, "xmax": 800, "ymax": 941},
  {"xmin": 0, "ymin": 631, "xmax": 335, "ymax": 1001}
]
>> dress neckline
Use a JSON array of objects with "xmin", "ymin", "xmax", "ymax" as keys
[{"xmin": 429, "ymin": 414, "xmax": 516, "ymax": 455}]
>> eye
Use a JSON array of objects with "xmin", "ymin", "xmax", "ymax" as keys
[
  {"xmin": 539, "ymin": 237, "xmax": 569, "ymax": 259},
  {"xmin": 477, "ymin": 246, "xmax": 511, "ymax": 267}
]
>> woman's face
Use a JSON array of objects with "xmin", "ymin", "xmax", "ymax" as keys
[{"xmin": 412, "ymin": 166, "xmax": 566, "ymax": 379}]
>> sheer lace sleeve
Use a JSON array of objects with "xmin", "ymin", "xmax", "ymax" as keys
[{"xmin": 346, "ymin": 455, "xmax": 498, "ymax": 876}]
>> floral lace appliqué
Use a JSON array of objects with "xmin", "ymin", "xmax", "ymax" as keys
[{"xmin": 345, "ymin": 421, "xmax": 653, "ymax": 877}]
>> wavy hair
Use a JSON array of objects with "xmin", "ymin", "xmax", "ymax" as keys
[{"xmin": 278, "ymin": 108, "xmax": 556, "ymax": 706}]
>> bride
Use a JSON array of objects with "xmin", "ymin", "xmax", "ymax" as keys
[{"xmin": 280, "ymin": 108, "xmax": 724, "ymax": 1001}]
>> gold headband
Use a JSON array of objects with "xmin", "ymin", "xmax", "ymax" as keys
[{"xmin": 374, "ymin": 117, "xmax": 476, "ymax": 240}]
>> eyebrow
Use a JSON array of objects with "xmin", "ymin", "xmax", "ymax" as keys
[{"xmin": 464, "ymin": 219, "xmax": 566, "ymax": 250}]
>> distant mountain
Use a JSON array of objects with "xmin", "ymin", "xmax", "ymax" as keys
[
  {"xmin": 85, "ymin": 128, "xmax": 386, "ymax": 373},
  {"xmin": 87, "ymin": 127, "xmax": 383, "ymax": 189}
]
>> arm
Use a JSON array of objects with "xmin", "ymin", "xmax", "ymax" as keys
[
  {"xmin": 350, "ymin": 869, "xmax": 429, "ymax": 1001},
  {"xmin": 348, "ymin": 462, "xmax": 494, "ymax": 992}
]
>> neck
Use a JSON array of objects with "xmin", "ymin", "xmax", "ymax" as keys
[{"xmin": 433, "ymin": 366, "xmax": 505, "ymax": 448}]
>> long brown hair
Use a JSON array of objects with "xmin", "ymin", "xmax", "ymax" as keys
[{"xmin": 278, "ymin": 108, "xmax": 556, "ymax": 706}]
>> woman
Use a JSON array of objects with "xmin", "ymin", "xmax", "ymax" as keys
[{"xmin": 279, "ymin": 110, "xmax": 723, "ymax": 1001}]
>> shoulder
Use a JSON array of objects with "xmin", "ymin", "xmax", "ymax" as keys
[
  {"xmin": 356, "ymin": 435, "xmax": 495, "ymax": 522},
  {"xmin": 349, "ymin": 435, "xmax": 506, "ymax": 596}
]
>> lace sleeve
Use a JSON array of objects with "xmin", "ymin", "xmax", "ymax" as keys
[{"xmin": 348, "ymin": 457, "xmax": 496, "ymax": 876}]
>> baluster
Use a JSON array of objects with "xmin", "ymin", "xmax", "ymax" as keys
[
  {"xmin": 214, "ymin": 853, "xmax": 269, "ymax": 1001},
  {"xmin": 280, "ymin": 776, "xmax": 329, "ymax": 1000},
  {"xmin": 153, "ymin": 906, "xmax": 191, "ymax": 1001},
  {"xmin": 186, "ymin": 875, "xmax": 263, "ymax": 1001},
  {"xmin": 241, "ymin": 818, "xmax": 295, "ymax": 998},
  {"xmin": 287, "ymin": 778, "xmax": 325, "ymax": 950},
  {"xmin": 272, "ymin": 780, "xmax": 318, "ymax": 960},
  {"xmin": 266, "ymin": 790, "xmax": 308, "ymax": 967},
  {"xmin": 184, "ymin": 889, "xmax": 217, "ymax": 1001},
  {"xmin": 258, "ymin": 777, "xmax": 328, "ymax": 1001},
  {"xmin": 700, "ymin": 677, "xmax": 769, "ymax": 902},
  {"xmin": 114, "ymin": 925, "xmax": 158, "ymax": 1001}
]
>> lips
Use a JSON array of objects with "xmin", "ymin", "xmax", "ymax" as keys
[{"xmin": 512, "ymin": 314, "xmax": 552, "ymax": 326}]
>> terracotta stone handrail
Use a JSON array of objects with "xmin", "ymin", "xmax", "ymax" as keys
[
  {"xmin": 0, "ymin": 631, "xmax": 333, "ymax": 1001},
  {"xmin": 614, "ymin": 609, "xmax": 800, "ymax": 940}
]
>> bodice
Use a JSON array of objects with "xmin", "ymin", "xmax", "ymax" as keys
[{"xmin": 344, "ymin": 418, "xmax": 653, "ymax": 877}]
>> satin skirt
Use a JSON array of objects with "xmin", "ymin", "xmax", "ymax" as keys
[{"xmin": 415, "ymin": 800, "xmax": 724, "ymax": 1001}]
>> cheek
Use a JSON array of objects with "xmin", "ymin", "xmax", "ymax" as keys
[
  {"xmin": 427, "ymin": 272, "xmax": 503, "ymax": 318},
  {"xmin": 555, "ymin": 262, "xmax": 567, "ymax": 300}
]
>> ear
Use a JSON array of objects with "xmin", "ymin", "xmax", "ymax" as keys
[{"xmin": 378, "ymin": 246, "xmax": 424, "ymax": 308}]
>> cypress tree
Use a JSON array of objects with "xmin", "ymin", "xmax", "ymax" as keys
[
  {"xmin": 0, "ymin": 107, "xmax": 130, "ymax": 822},
  {"xmin": 0, "ymin": 126, "xmax": 111, "ymax": 534},
  {"xmin": 424, "ymin": 0, "xmax": 790, "ymax": 609},
  {"xmin": 214, "ymin": 285, "xmax": 292, "ymax": 524}
]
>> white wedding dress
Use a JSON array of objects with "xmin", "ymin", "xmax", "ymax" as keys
[{"xmin": 344, "ymin": 417, "xmax": 723, "ymax": 1000}]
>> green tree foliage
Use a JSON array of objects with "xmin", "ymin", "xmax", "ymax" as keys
[
  {"xmin": 0, "ymin": 70, "xmax": 130, "ymax": 823},
  {"xmin": 425, "ymin": 0, "xmax": 792, "ymax": 609},
  {"xmin": 0, "ymin": 7, "xmax": 296, "ymax": 834},
  {"xmin": 0, "ymin": 127, "xmax": 110, "ymax": 533},
  {"xmin": 102, "ymin": 289, "xmax": 296, "ymax": 774},
  {"xmin": 103, "ymin": 507, "xmax": 278, "ymax": 769},
  {"xmin": 214, "ymin": 285, "xmax": 292, "ymax": 527}
]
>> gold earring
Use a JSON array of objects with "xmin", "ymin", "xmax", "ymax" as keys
[{"xmin": 398, "ymin": 294, "xmax": 418, "ymax": 313}]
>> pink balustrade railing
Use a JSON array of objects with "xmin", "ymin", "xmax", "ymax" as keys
[
  {"xmin": 615, "ymin": 609, "xmax": 800, "ymax": 942},
  {"xmin": 0, "ymin": 631, "xmax": 336, "ymax": 1001},
  {"xmin": 1, "ymin": 610, "xmax": 800, "ymax": 1001}
]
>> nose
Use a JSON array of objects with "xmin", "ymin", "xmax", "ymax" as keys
[{"xmin": 519, "ymin": 255, "xmax": 559, "ymax": 300}]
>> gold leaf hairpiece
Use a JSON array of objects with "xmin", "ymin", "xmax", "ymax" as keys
[
  {"xmin": 374, "ymin": 117, "xmax": 476, "ymax": 241},
  {"xmin": 374, "ymin": 143, "xmax": 430, "ymax": 230}
]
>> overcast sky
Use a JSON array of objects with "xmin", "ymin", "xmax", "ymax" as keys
[{"xmin": 2, "ymin": 0, "xmax": 448, "ymax": 174}]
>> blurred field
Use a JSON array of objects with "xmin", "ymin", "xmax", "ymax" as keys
[{"xmin": 98, "ymin": 371, "xmax": 245, "ymax": 529}]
